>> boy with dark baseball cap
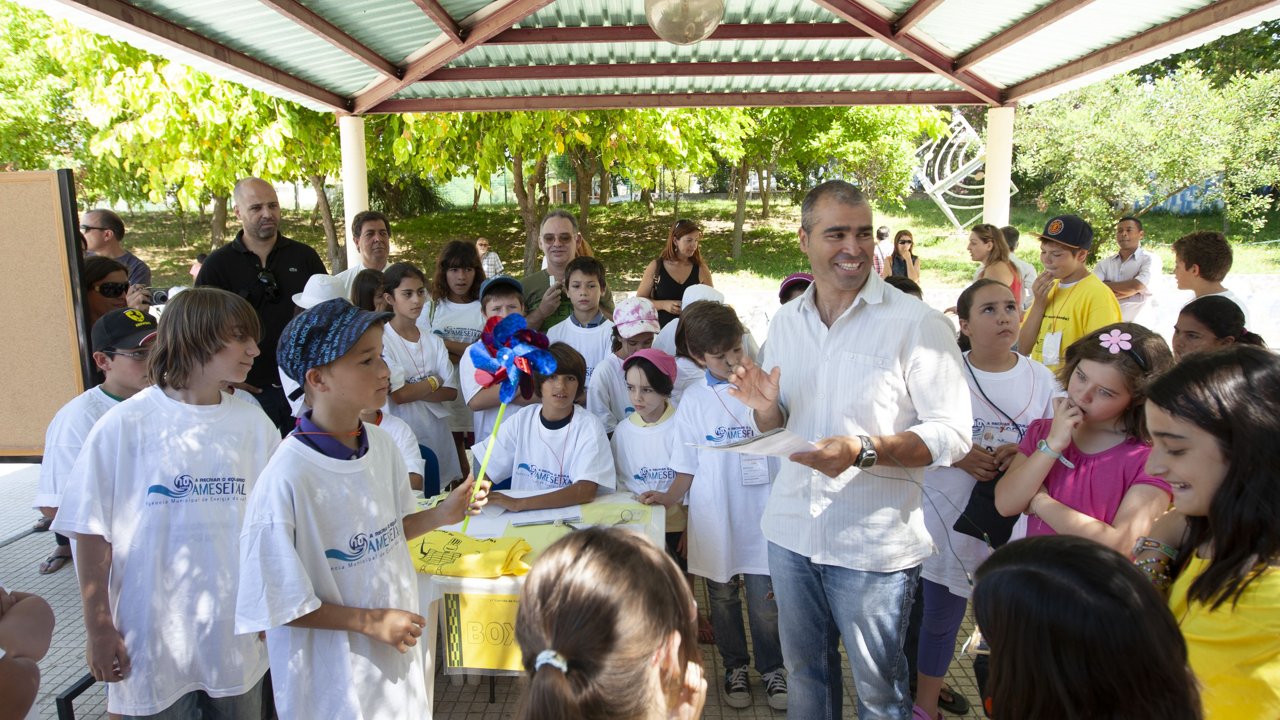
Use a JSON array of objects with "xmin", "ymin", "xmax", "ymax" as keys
[{"xmin": 1017, "ymin": 214, "xmax": 1121, "ymax": 370}]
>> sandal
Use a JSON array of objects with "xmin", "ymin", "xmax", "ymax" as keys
[
  {"xmin": 39, "ymin": 552, "xmax": 72, "ymax": 575},
  {"xmin": 33, "ymin": 516, "xmax": 53, "ymax": 532},
  {"xmin": 938, "ymin": 684, "xmax": 971, "ymax": 715},
  {"xmin": 697, "ymin": 613, "xmax": 715, "ymax": 644}
]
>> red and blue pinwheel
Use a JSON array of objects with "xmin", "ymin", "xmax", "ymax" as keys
[{"xmin": 468, "ymin": 313, "xmax": 557, "ymax": 405}]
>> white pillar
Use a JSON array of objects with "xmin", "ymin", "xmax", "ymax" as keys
[
  {"xmin": 339, "ymin": 115, "xmax": 368, "ymax": 269},
  {"xmin": 983, "ymin": 105, "xmax": 1015, "ymax": 228}
]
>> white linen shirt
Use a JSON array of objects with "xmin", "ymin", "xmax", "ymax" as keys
[
  {"xmin": 758, "ymin": 274, "xmax": 972, "ymax": 573},
  {"xmin": 1093, "ymin": 246, "xmax": 1161, "ymax": 322}
]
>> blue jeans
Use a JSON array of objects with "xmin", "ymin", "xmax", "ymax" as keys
[
  {"xmin": 768, "ymin": 542, "xmax": 919, "ymax": 720},
  {"xmin": 705, "ymin": 573, "xmax": 783, "ymax": 674}
]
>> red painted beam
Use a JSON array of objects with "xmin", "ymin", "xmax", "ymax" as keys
[
  {"xmin": 257, "ymin": 0, "xmax": 398, "ymax": 79},
  {"xmin": 51, "ymin": 0, "xmax": 348, "ymax": 111},
  {"xmin": 426, "ymin": 59, "xmax": 926, "ymax": 82},
  {"xmin": 408, "ymin": 0, "xmax": 464, "ymax": 45},
  {"xmin": 893, "ymin": 0, "xmax": 947, "ymax": 37},
  {"xmin": 814, "ymin": 0, "xmax": 1005, "ymax": 105},
  {"xmin": 353, "ymin": 0, "xmax": 557, "ymax": 114},
  {"xmin": 369, "ymin": 90, "xmax": 984, "ymax": 113},
  {"xmin": 487, "ymin": 23, "xmax": 872, "ymax": 44}
]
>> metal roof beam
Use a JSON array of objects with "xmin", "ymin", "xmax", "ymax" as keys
[
  {"xmin": 1006, "ymin": 0, "xmax": 1280, "ymax": 101},
  {"xmin": 487, "ymin": 23, "xmax": 872, "ymax": 44},
  {"xmin": 893, "ymin": 0, "xmax": 947, "ymax": 36},
  {"xmin": 256, "ymin": 0, "xmax": 398, "ymax": 80},
  {"xmin": 50, "ymin": 0, "xmax": 349, "ymax": 111},
  {"xmin": 426, "ymin": 59, "xmax": 926, "ymax": 82},
  {"xmin": 352, "ymin": 0, "xmax": 557, "ymax": 114},
  {"xmin": 408, "ymin": 0, "xmax": 464, "ymax": 45},
  {"xmin": 813, "ymin": 0, "xmax": 1004, "ymax": 105},
  {"xmin": 371, "ymin": 90, "xmax": 984, "ymax": 113},
  {"xmin": 955, "ymin": 0, "xmax": 1097, "ymax": 72}
]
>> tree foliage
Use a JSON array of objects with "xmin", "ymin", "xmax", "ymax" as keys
[
  {"xmin": 1137, "ymin": 19, "xmax": 1280, "ymax": 87},
  {"xmin": 0, "ymin": 2, "xmax": 85, "ymax": 171}
]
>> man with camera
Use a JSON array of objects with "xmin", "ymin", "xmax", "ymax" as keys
[{"xmin": 196, "ymin": 177, "xmax": 327, "ymax": 433}]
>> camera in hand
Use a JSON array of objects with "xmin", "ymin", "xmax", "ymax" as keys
[{"xmin": 148, "ymin": 287, "xmax": 169, "ymax": 305}]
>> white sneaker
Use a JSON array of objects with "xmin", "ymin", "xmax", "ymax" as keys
[
  {"xmin": 763, "ymin": 669, "xmax": 788, "ymax": 711},
  {"xmin": 723, "ymin": 665, "xmax": 751, "ymax": 708}
]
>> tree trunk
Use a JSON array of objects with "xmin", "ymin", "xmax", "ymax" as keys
[
  {"xmin": 210, "ymin": 195, "xmax": 228, "ymax": 250},
  {"xmin": 672, "ymin": 168, "xmax": 680, "ymax": 220},
  {"xmin": 599, "ymin": 160, "xmax": 611, "ymax": 206},
  {"xmin": 513, "ymin": 153, "xmax": 550, "ymax": 275},
  {"xmin": 759, "ymin": 165, "xmax": 773, "ymax": 219},
  {"xmin": 310, "ymin": 174, "xmax": 345, "ymax": 272},
  {"xmin": 570, "ymin": 150, "xmax": 594, "ymax": 243},
  {"xmin": 472, "ymin": 183, "xmax": 482, "ymax": 212},
  {"xmin": 732, "ymin": 159, "xmax": 749, "ymax": 261},
  {"xmin": 640, "ymin": 187, "xmax": 654, "ymax": 215}
]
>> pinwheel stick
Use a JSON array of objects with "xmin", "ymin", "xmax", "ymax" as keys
[{"xmin": 460, "ymin": 402, "xmax": 508, "ymax": 534}]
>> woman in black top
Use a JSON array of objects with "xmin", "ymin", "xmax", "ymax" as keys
[
  {"xmin": 882, "ymin": 229, "xmax": 921, "ymax": 283},
  {"xmin": 636, "ymin": 218, "xmax": 715, "ymax": 327}
]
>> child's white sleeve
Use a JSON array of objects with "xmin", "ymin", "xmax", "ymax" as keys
[
  {"xmin": 585, "ymin": 369, "xmax": 619, "ymax": 433},
  {"xmin": 668, "ymin": 400, "xmax": 699, "ymax": 477},
  {"xmin": 459, "ymin": 343, "xmax": 482, "ymax": 403},
  {"xmin": 384, "ymin": 351, "xmax": 407, "ymax": 393},
  {"xmin": 49, "ymin": 419, "xmax": 119, "ymax": 540},
  {"xmin": 235, "ymin": 480, "xmax": 320, "ymax": 634},
  {"xmin": 569, "ymin": 414, "xmax": 616, "ymax": 490},
  {"xmin": 431, "ymin": 336, "xmax": 458, "ymax": 391}
]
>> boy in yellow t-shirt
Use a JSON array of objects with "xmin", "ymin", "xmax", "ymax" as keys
[{"xmin": 1017, "ymin": 214, "xmax": 1121, "ymax": 370}]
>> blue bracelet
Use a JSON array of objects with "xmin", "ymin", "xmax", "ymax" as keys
[{"xmin": 1036, "ymin": 439, "xmax": 1076, "ymax": 469}]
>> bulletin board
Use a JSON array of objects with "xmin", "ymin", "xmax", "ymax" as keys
[{"xmin": 0, "ymin": 170, "xmax": 90, "ymax": 458}]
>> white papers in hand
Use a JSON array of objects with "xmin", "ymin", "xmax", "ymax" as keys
[{"xmin": 691, "ymin": 428, "xmax": 816, "ymax": 458}]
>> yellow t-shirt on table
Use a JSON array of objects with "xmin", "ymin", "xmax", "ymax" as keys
[{"xmin": 1169, "ymin": 556, "xmax": 1280, "ymax": 719}]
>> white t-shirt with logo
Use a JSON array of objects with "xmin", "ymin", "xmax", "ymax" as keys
[
  {"xmin": 419, "ymin": 299, "xmax": 485, "ymax": 432},
  {"xmin": 237, "ymin": 426, "xmax": 426, "ymax": 720},
  {"xmin": 34, "ymin": 386, "xmax": 118, "ymax": 508},
  {"xmin": 612, "ymin": 405, "xmax": 686, "ymax": 533},
  {"xmin": 668, "ymin": 378, "xmax": 777, "ymax": 583},
  {"xmin": 383, "ymin": 324, "xmax": 462, "ymax": 485},
  {"xmin": 470, "ymin": 404, "xmax": 615, "ymax": 492},
  {"xmin": 922, "ymin": 353, "xmax": 1058, "ymax": 598},
  {"xmin": 373, "ymin": 411, "xmax": 425, "ymax": 480},
  {"xmin": 586, "ymin": 353, "xmax": 632, "ymax": 433},
  {"xmin": 51, "ymin": 387, "xmax": 277, "ymax": 716},
  {"xmin": 545, "ymin": 318, "xmax": 614, "ymax": 388},
  {"xmin": 459, "ymin": 339, "xmax": 504, "ymax": 442}
]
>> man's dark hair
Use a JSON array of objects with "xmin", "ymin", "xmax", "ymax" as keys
[
  {"xmin": 540, "ymin": 209, "xmax": 579, "ymax": 233},
  {"xmin": 88, "ymin": 208, "xmax": 125, "ymax": 239},
  {"xmin": 801, "ymin": 181, "xmax": 868, "ymax": 234},
  {"xmin": 876, "ymin": 226, "xmax": 890, "ymax": 241},
  {"xmin": 1118, "ymin": 216, "xmax": 1144, "ymax": 232},
  {"xmin": 352, "ymin": 210, "xmax": 390, "ymax": 239},
  {"xmin": 1000, "ymin": 225, "xmax": 1020, "ymax": 252}
]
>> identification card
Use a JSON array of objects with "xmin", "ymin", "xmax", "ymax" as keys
[
  {"xmin": 1041, "ymin": 331, "xmax": 1063, "ymax": 366},
  {"xmin": 741, "ymin": 454, "xmax": 771, "ymax": 486}
]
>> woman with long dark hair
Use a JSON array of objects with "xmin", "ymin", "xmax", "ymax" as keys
[
  {"xmin": 1139, "ymin": 345, "xmax": 1280, "ymax": 718},
  {"xmin": 636, "ymin": 219, "xmax": 714, "ymax": 328}
]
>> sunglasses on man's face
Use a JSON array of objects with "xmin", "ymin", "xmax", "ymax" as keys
[
  {"xmin": 94, "ymin": 282, "xmax": 129, "ymax": 298},
  {"xmin": 79, "ymin": 225, "xmax": 107, "ymax": 233}
]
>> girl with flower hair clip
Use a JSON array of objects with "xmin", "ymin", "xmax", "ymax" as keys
[{"xmin": 995, "ymin": 322, "xmax": 1174, "ymax": 554}]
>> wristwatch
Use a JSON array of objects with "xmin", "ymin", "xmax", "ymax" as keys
[{"xmin": 855, "ymin": 435, "xmax": 878, "ymax": 469}]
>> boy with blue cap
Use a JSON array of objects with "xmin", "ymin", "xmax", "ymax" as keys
[{"xmin": 236, "ymin": 298, "xmax": 488, "ymax": 720}]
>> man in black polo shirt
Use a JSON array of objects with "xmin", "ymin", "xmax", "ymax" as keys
[{"xmin": 196, "ymin": 177, "xmax": 327, "ymax": 431}]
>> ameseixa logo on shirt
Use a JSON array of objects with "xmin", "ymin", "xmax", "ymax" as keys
[
  {"xmin": 706, "ymin": 426, "xmax": 752, "ymax": 443},
  {"xmin": 633, "ymin": 467, "xmax": 675, "ymax": 484},
  {"xmin": 517, "ymin": 462, "xmax": 570, "ymax": 488},
  {"xmin": 324, "ymin": 517, "xmax": 402, "ymax": 565},
  {"xmin": 146, "ymin": 474, "xmax": 246, "ymax": 503}
]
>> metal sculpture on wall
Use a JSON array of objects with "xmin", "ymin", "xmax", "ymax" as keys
[{"xmin": 914, "ymin": 112, "xmax": 1017, "ymax": 231}]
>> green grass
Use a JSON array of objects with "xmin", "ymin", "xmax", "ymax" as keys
[{"xmin": 123, "ymin": 197, "xmax": 1280, "ymax": 290}]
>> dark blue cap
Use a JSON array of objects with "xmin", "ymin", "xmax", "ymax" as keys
[
  {"xmin": 480, "ymin": 275, "xmax": 523, "ymax": 301},
  {"xmin": 1036, "ymin": 214, "xmax": 1093, "ymax": 251},
  {"xmin": 277, "ymin": 298, "xmax": 392, "ymax": 384}
]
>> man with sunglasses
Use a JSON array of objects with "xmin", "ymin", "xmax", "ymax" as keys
[
  {"xmin": 521, "ymin": 210, "xmax": 614, "ymax": 330},
  {"xmin": 196, "ymin": 177, "xmax": 327, "ymax": 432},
  {"xmin": 81, "ymin": 209, "xmax": 151, "ymax": 288}
]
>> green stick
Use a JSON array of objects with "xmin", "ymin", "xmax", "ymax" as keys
[{"xmin": 460, "ymin": 401, "xmax": 508, "ymax": 534}]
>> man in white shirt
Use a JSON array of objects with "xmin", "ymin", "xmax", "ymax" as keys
[
  {"xmin": 730, "ymin": 180, "xmax": 971, "ymax": 720},
  {"xmin": 333, "ymin": 210, "xmax": 392, "ymax": 300},
  {"xmin": 1094, "ymin": 216, "xmax": 1160, "ymax": 323}
]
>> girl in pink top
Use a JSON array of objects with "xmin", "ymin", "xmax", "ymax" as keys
[{"xmin": 996, "ymin": 322, "xmax": 1174, "ymax": 554}]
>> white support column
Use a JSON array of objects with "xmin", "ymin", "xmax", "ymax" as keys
[
  {"xmin": 983, "ymin": 105, "xmax": 1015, "ymax": 227},
  {"xmin": 339, "ymin": 115, "xmax": 368, "ymax": 269}
]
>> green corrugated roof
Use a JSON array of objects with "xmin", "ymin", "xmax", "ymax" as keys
[{"xmin": 37, "ymin": 0, "xmax": 1280, "ymax": 112}]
